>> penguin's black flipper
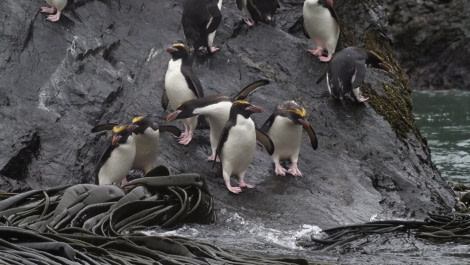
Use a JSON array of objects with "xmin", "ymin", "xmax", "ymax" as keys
[
  {"xmin": 302, "ymin": 121, "xmax": 318, "ymax": 150},
  {"xmin": 91, "ymin": 123, "xmax": 119, "ymax": 133},
  {"xmin": 351, "ymin": 63, "xmax": 367, "ymax": 89},
  {"xmin": 236, "ymin": 0, "xmax": 243, "ymax": 10},
  {"xmin": 159, "ymin": 125, "xmax": 182, "ymax": 137},
  {"xmin": 162, "ymin": 90, "xmax": 169, "ymax": 110},
  {"xmin": 206, "ymin": 1, "xmax": 222, "ymax": 33},
  {"xmin": 181, "ymin": 65, "xmax": 204, "ymax": 98},
  {"xmin": 233, "ymin": 79, "xmax": 270, "ymax": 101},
  {"xmin": 213, "ymin": 120, "xmax": 233, "ymax": 169},
  {"xmin": 144, "ymin": 165, "xmax": 171, "ymax": 177},
  {"xmin": 260, "ymin": 113, "xmax": 276, "ymax": 132},
  {"xmin": 255, "ymin": 128, "xmax": 274, "ymax": 155}
]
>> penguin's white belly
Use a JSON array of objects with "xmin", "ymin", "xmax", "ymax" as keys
[
  {"xmin": 132, "ymin": 129, "xmax": 160, "ymax": 173},
  {"xmin": 165, "ymin": 60, "xmax": 197, "ymax": 110},
  {"xmin": 269, "ymin": 117, "xmax": 303, "ymax": 160},
  {"xmin": 303, "ymin": 4, "xmax": 339, "ymax": 52},
  {"xmin": 48, "ymin": 0, "xmax": 67, "ymax": 11},
  {"xmin": 222, "ymin": 118, "xmax": 256, "ymax": 175},
  {"xmin": 194, "ymin": 101, "xmax": 232, "ymax": 149},
  {"xmin": 99, "ymin": 137, "xmax": 136, "ymax": 185}
]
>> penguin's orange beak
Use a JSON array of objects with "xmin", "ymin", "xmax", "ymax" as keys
[
  {"xmin": 297, "ymin": 118, "xmax": 309, "ymax": 128},
  {"xmin": 166, "ymin": 110, "xmax": 182, "ymax": 122},
  {"xmin": 246, "ymin": 105, "xmax": 263, "ymax": 113},
  {"xmin": 166, "ymin": 47, "xmax": 178, "ymax": 53},
  {"xmin": 111, "ymin": 135, "xmax": 122, "ymax": 146},
  {"xmin": 379, "ymin": 62, "xmax": 391, "ymax": 72}
]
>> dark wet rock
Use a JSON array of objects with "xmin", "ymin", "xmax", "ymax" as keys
[
  {"xmin": 384, "ymin": 0, "xmax": 470, "ymax": 90},
  {"xmin": 0, "ymin": 0, "xmax": 457, "ymax": 241}
]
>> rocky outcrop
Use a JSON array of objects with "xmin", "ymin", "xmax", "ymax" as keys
[
  {"xmin": 384, "ymin": 0, "xmax": 470, "ymax": 90},
  {"xmin": 0, "ymin": 0, "xmax": 456, "ymax": 230}
]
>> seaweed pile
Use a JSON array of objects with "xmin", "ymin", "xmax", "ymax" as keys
[
  {"xmin": 298, "ymin": 213, "xmax": 470, "ymax": 251},
  {"xmin": 0, "ymin": 170, "xmax": 308, "ymax": 264}
]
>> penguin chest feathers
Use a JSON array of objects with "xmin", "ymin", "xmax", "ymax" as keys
[
  {"xmin": 99, "ymin": 136, "xmax": 136, "ymax": 185},
  {"xmin": 132, "ymin": 128, "xmax": 160, "ymax": 172},
  {"xmin": 222, "ymin": 115, "xmax": 256, "ymax": 172},
  {"xmin": 268, "ymin": 116, "xmax": 303, "ymax": 158},
  {"xmin": 303, "ymin": 1, "xmax": 339, "ymax": 51},
  {"xmin": 165, "ymin": 59, "xmax": 197, "ymax": 109}
]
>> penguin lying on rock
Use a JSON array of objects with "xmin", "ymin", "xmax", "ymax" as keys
[
  {"xmin": 182, "ymin": 0, "xmax": 222, "ymax": 54},
  {"xmin": 92, "ymin": 116, "xmax": 181, "ymax": 176},
  {"xmin": 166, "ymin": 79, "xmax": 269, "ymax": 162},
  {"xmin": 214, "ymin": 100, "xmax": 274, "ymax": 194},
  {"xmin": 320, "ymin": 46, "xmax": 391, "ymax": 103},
  {"xmin": 236, "ymin": 0, "xmax": 280, "ymax": 26},
  {"xmin": 302, "ymin": 0, "xmax": 340, "ymax": 62},
  {"xmin": 163, "ymin": 41, "xmax": 204, "ymax": 145},
  {"xmin": 95, "ymin": 125, "xmax": 136, "ymax": 186},
  {"xmin": 261, "ymin": 101, "xmax": 318, "ymax": 177}
]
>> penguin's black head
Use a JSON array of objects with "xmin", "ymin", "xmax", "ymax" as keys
[
  {"xmin": 278, "ymin": 100, "xmax": 308, "ymax": 125},
  {"xmin": 366, "ymin": 51, "xmax": 390, "ymax": 72},
  {"xmin": 111, "ymin": 125, "xmax": 132, "ymax": 145},
  {"xmin": 230, "ymin": 100, "xmax": 263, "ymax": 118},
  {"xmin": 130, "ymin": 116, "xmax": 157, "ymax": 134},
  {"xmin": 166, "ymin": 41, "xmax": 189, "ymax": 60},
  {"xmin": 166, "ymin": 99, "xmax": 196, "ymax": 121}
]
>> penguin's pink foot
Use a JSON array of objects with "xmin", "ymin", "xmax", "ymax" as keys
[
  {"xmin": 210, "ymin": 46, "xmax": 220, "ymax": 53},
  {"xmin": 243, "ymin": 18, "xmax": 255, "ymax": 27},
  {"xmin": 178, "ymin": 133, "xmax": 193, "ymax": 145},
  {"xmin": 274, "ymin": 163, "xmax": 287, "ymax": 176},
  {"xmin": 356, "ymin": 96, "xmax": 369, "ymax": 103},
  {"xmin": 47, "ymin": 11, "xmax": 61, "ymax": 22},
  {"xmin": 207, "ymin": 153, "xmax": 220, "ymax": 162},
  {"xmin": 287, "ymin": 164, "xmax": 302, "ymax": 177},
  {"xmin": 238, "ymin": 180, "xmax": 254, "ymax": 189},
  {"xmin": 319, "ymin": 54, "xmax": 332, "ymax": 62},
  {"xmin": 307, "ymin": 48, "xmax": 323, "ymax": 57},
  {"xmin": 41, "ymin": 6, "xmax": 56, "ymax": 13},
  {"xmin": 226, "ymin": 183, "xmax": 242, "ymax": 194}
]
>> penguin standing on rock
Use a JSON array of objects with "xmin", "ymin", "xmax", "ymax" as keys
[
  {"xmin": 303, "ymin": 0, "xmax": 340, "ymax": 62},
  {"xmin": 166, "ymin": 79, "xmax": 269, "ymax": 162},
  {"xmin": 40, "ymin": 0, "xmax": 82, "ymax": 22},
  {"xmin": 182, "ymin": 0, "xmax": 222, "ymax": 54},
  {"xmin": 95, "ymin": 125, "xmax": 136, "ymax": 186},
  {"xmin": 261, "ymin": 101, "xmax": 318, "ymax": 176},
  {"xmin": 91, "ymin": 116, "xmax": 182, "ymax": 175},
  {"xmin": 236, "ymin": 0, "xmax": 280, "ymax": 26},
  {"xmin": 129, "ymin": 116, "xmax": 181, "ymax": 174},
  {"xmin": 163, "ymin": 41, "xmax": 204, "ymax": 145},
  {"xmin": 214, "ymin": 100, "xmax": 274, "ymax": 194},
  {"xmin": 323, "ymin": 46, "xmax": 391, "ymax": 103}
]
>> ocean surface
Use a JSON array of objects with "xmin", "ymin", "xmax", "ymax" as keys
[{"xmin": 412, "ymin": 90, "xmax": 470, "ymax": 183}]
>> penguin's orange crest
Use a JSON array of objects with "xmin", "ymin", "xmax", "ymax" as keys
[
  {"xmin": 112, "ymin": 125, "xmax": 127, "ymax": 133},
  {"xmin": 233, "ymin": 100, "xmax": 250, "ymax": 106},
  {"xmin": 290, "ymin": 106, "xmax": 307, "ymax": 117},
  {"xmin": 173, "ymin": 43, "xmax": 188, "ymax": 53},
  {"xmin": 132, "ymin": 116, "xmax": 146, "ymax": 123},
  {"xmin": 370, "ymin": 51, "xmax": 384, "ymax": 62}
]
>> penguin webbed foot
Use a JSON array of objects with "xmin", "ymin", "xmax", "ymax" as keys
[
  {"xmin": 238, "ymin": 180, "xmax": 254, "ymax": 189},
  {"xmin": 207, "ymin": 153, "xmax": 220, "ymax": 163},
  {"xmin": 274, "ymin": 163, "xmax": 287, "ymax": 176},
  {"xmin": 226, "ymin": 182, "xmax": 243, "ymax": 194},
  {"xmin": 177, "ymin": 132, "xmax": 193, "ymax": 145},
  {"xmin": 243, "ymin": 18, "xmax": 256, "ymax": 27},
  {"xmin": 356, "ymin": 96, "xmax": 369, "ymax": 103},
  {"xmin": 47, "ymin": 11, "xmax": 62, "ymax": 22},
  {"xmin": 287, "ymin": 163, "xmax": 302, "ymax": 177},
  {"xmin": 41, "ymin": 6, "xmax": 56, "ymax": 14}
]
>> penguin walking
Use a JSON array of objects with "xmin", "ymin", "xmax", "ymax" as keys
[
  {"xmin": 163, "ymin": 41, "xmax": 204, "ymax": 145},
  {"xmin": 324, "ymin": 46, "xmax": 390, "ymax": 103},
  {"xmin": 40, "ymin": 0, "xmax": 82, "ymax": 22},
  {"xmin": 166, "ymin": 80, "xmax": 269, "ymax": 162},
  {"xmin": 261, "ymin": 101, "xmax": 318, "ymax": 176},
  {"xmin": 236, "ymin": 0, "xmax": 280, "ymax": 26},
  {"xmin": 95, "ymin": 125, "xmax": 136, "ymax": 186},
  {"xmin": 92, "ymin": 116, "xmax": 182, "ymax": 175},
  {"xmin": 182, "ymin": 0, "xmax": 222, "ymax": 54},
  {"xmin": 214, "ymin": 100, "xmax": 274, "ymax": 194},
  {"xmin": 303, "ymin": 0, "xmax": 340, "ymax": 62}
]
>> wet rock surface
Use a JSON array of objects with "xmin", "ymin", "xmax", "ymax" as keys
[
  {"xmin": 384, "ymin": 0, "xmax": 470, "ymax": 90},
  {"xmin": 0, "ymin": 0, "xmax": 462, "ymax": 263}
]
